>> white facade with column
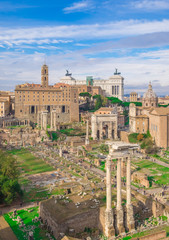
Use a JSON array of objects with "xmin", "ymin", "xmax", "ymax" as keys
[{"xmin": 60, "ymin": 71, "xmax": 124, "ymax": 100}]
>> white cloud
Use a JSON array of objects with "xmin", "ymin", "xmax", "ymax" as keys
[
  {"xmin": 0, "ymin": 19, "xmax": 169, "ymax": 46},
  {"xmin": 63, "ymin": 1, "xmax": 93, "ymax": 13},
  {"xmin": 131, "ymin": 0, "xmax": 169, "ymax": 10}
]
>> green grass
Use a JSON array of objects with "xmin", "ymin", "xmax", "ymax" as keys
[
  {"xmin": 4, "ymin": 207, "xmax": 55, "ymax": 240},
  {"xmin": 8, "ymin": 148, "xmax": 53, "ymax": 175},
  {"xmin": 132, "ymin": 158, "xmax": 169, "ymax": 186}
]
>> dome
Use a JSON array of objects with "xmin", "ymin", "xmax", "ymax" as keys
[{"xmin": 143, "ymin": 82, "xmax": 157, "ymax": 99}]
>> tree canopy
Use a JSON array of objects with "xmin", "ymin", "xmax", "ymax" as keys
[{"xmin": 0, "ymin": 150, "xmax": 22, "ymax": 204}]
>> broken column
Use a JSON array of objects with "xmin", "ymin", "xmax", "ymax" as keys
[
  {"xmin": 116, "ymin": 157, "xmax": 125, "ymax": 234},
  {"xmin": 59, "ymin": 146, "xmax": 63, "ymax": 157},
  {"xmin": 85, "ymin": 120, "xmax": 89, "ymax": 145},
  {"xmin": 105, "ymin": 154, "xmax": 115, "ymax": 237},
  {"xmin": 126, "ymin": 156, "xmax": 135, "ymax": 231}
]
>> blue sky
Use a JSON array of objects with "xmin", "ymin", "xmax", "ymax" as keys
[{"xmin": 1, "ymin": 0, "xmax": 169, "ymax": 95}]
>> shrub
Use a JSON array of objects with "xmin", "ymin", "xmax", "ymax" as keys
[{"xmin": 137, "ymin": 133, "xmax": 144, "ymax": 141}]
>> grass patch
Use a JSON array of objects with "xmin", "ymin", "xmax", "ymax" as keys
[
  {"xmin": 4, "ymin": 206, "xmax": 55, "ymax": 240},
  {"xmin": 8, "ymin": 148, "xmax": 53, "ymax": 175}
]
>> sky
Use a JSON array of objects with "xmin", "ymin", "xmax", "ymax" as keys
[{"xmin": 1, "ymin": 0, "xmax": 169, "ymax": 95}]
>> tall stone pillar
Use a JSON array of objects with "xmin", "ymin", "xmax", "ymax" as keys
[
  {"xmin": 51, "ymin": 111, "xmax": 53, "ymax": 130},
  {"xmin": 43, "ymin": 111, "xmax": 48, "ymax": 131},
  {"xmin": 105, "ymin": 155, "xmax": 115, "ymax": 237},
  {"xmin": 114, "ymin": 121, "xmax": 118, "ymax": 140},
  {"xmin": 99, "ymin": 122, "xmax": 103, "ymax": 140},
  {"xmin": 41, "ymin": 112, "xmax": 43, "ymax": 130},
  {"xmin": 91, "ymin": 115, "xmax": 97, "ymax": 140},
  {"xmin": 59, "ymin": 146, "xmax": 63, "ymax": 157},
  {"xmin": 108, "ymin": 122, "xmax": 113, "ymax": 139},
  {"xmin": 126, "ymin": 156, "xmax": 135, "ymax": 231},
  {"xmin": 85, "ymin": 120, "xmax": 89, "ymax": 145},
  {"xmin": 116, "ymin": 158, "xmax": 125, "ymax": 234},
  {"xmin": 54, "ymin": 111, "xmax": 56, "ymax": 131}
]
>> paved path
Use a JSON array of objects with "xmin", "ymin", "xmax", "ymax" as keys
[{"xmin": 0, "ymin": 216, "xmax": 17, "ymax": 240}]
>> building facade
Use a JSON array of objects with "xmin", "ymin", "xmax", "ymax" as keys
[
  {"xmin": 0, "ymin": 92, "xmax": 11, "ymax": 117},
  {"xmin": 60, "ymin": 69, "xmax": 124, "ymax": 100},
  {"xmin": 15, "ymin": 64, "xmax": 79, "ymax": 125}
]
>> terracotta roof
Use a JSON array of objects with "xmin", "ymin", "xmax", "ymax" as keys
[
  {"xmin": 150, "ymin": 107, "xmax": 169, "ymax": 116},
  {"xmin": 96, "ymin": 107, "xmax": 114, "ymax": 112},
  {"xmin": 53, "ymin": 83, "xmax": 70, "ymax": 88}
]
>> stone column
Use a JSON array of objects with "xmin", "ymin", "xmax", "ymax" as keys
[
  {"xmin": 105, "ymin": 155, "xmax": 115, "ymax": 237},
  {"xmin": 108, "ymin": 122, "xmax": 113, "ymax": 139},
  {"xmin": 126, "ymin": 156, "xmax": 135, "ymax": 231},
  {"xmin": 43, "ymin": 111, "xmax": 48, "ymax": 131},
  {"xmin": 41, "ymin": 112, "xmax": 43, "ymax": 130},
  {"xmin": 51, "ymin": 111, "xmax": 53, "ymax": 130},
  {"xmin": 116, "ymin": 158, "xmax": 125, "ymax": 234},
  {"xmin": 85, "ymin": 120, "xmax": 89, "ymax": 145},
  {"xmin": 114, "ymin": 121, "xmax": 118, "ymax": 140},
  {"xmin": 99, "ymin": 122, "xmax": 103, "ymax": 140},
  {"xmin": 59, "ymin": 146, "xmax": 63, "ymax": 157},
  {"xmin": 54, "ymin": 112, "xmax": 56, "ymax": 131},
  {"xmin": 91, "ymin": 115, "xmax": 97, "ymax": 140}
]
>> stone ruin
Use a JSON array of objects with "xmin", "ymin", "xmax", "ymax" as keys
[{"xmin": 105, "ymin": 152, "xmax": 135, "ymax": 237}]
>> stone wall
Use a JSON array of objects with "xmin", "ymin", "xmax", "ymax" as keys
[
  {"xmin": 40, "ymin": 200, "xmax": 102, "ymax": 239},
  {"xmin": 120, "ymin": 131, "xmax": 129, "ymax": 142}
]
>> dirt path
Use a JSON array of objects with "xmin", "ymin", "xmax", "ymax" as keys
[
  {"xmin": 0, "ymin": 216, "xmax": 17, "ymax": 240},
  {"xmin": 0, "ymin": 202, "xmax": 37, "ymax": 215}
]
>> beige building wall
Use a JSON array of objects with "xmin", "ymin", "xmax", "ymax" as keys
[
  {"xmin": 149, "ymin": 109, "xmax": 169, "ymax": 149},
  {"xmin": 0, "ymin": 100, "xmax": 10, "ymax": 117},
  {"xmin": 15, "ymin": 65, "xmax": 79, "ymax": 123},
  {"xmin": 130, "ymin": 92, "xmax": 138, "ymax": 102}
]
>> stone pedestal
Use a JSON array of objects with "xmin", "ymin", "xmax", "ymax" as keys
[
  {"xmin": 126, "ymin": 204, "xmax": 135, "ymax": 231},
  {"xmin": 105, "ymin": 209, "xmax": 115, "ymax": 237}
]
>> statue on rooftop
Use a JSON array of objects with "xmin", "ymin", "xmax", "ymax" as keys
[
  {"xmin": 65, "ymin": 70, "xmax": 72, "ymax": 77},
  {"xmin": 114, "ymin": 68, "xmax": 121, "ymax": 75}
]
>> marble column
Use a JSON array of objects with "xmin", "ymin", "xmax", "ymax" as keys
[
  {"xmin": 105, "ymin": 155, "xmax": 115, "ymax": 237},
  {"xmin": 108, "ymin": 122, "xmax": 113, "ymax": 139},
  {"xmin": 126, "ymin": 156, "xmax": 135, "ymax": 231},
  {"xmin": 59, "ymin": 146, "xmax": 63, "ymax": 157},
  {"xmin": 114, "ymin": 121, "xmax": 118, "ymax": 140},
  {"xmin": 99, "ymin": 122, "xmax": 103, "ymax": 140},
  {"xmin": 43, "ymin": 111, "xmax": 48, "ymax": 131},
  {"xmin": 51, "ymin": 111, "xmax": 53, "ymax": 129},
  {"xmin": 116, "ymin": 158, "xmax": 125, "ymax": 234},
  {"xmin": 85, "ymin": 120, "xmax": 89, "ymax": 145},
  {"xmin": 91, "ymin": 115, "xmax": 97, "ymax": 140}
]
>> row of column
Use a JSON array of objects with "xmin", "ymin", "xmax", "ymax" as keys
[
  {"xmin": 105, "ymin": 156, "xmax": 135, "ymax": 237},
  {"xmin": 37, "ymin": 110, "xmax": 48, "ymax": 130},
  {"xmin": 2, "ymin": 120, "xmax": 29, "ymax": 128}
]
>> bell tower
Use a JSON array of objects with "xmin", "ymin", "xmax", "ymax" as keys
[{"xmin": 41, "ymin": 64, "xmax": 48, "ymax": 87}]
